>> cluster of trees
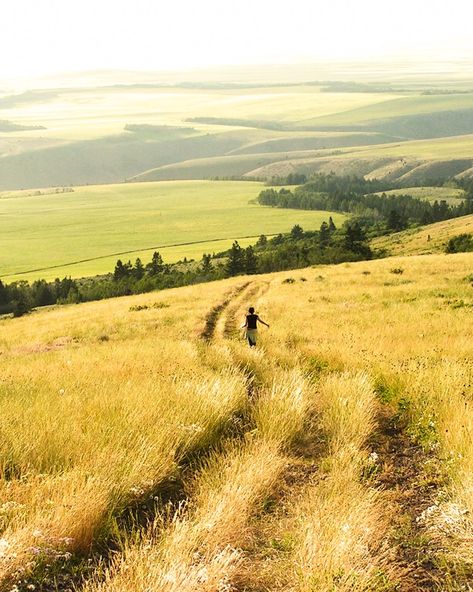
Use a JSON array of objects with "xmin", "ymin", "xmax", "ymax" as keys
[
  {"xmin": 258, "ymin": 173, "xmax": 473, "ymax": 230},
  {"xmin": 267, "ymin": 173, "xmax": 308, "ymax": 186},
  {"xmin": 216, "ymin": 218, "xmax": 371, "ymax": 276},
  {"xmin": 0, "ymin": 277, "xmax": 79, "ymax": 317}
]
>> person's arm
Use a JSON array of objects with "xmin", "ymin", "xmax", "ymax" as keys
[
  {"xmin": 257, "ymin": 315, "xmax": 269, "ymax": 328},
  {"xmin": 240, "ymin": 317, "xmax": 248, "ymax": 329}
]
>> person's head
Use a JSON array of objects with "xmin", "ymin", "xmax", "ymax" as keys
[{"xmin": 248, "ymin": 306, "xmax": 255, "ymax": 314}]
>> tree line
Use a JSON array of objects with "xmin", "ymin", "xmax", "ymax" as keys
[
  {"xmin": 257, "ymin": 173, "xmax": 473, "ymax": 230},
  {"xmin": 0, "ymin": 217, "xmax": 373, "ymax": 317}
]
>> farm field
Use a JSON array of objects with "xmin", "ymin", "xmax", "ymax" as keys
[
  {"xmin": 1, "ymin": 252, "xmax": 472, "ymax": 590},
  {"xmin": 372, "ymin": 212, "xmax": 473, "ymax": 256},
  {"xmin": 0, "ymin": 180, "xmax": 346, "ymax": 281}
]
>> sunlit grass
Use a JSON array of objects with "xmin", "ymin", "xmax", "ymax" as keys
[{"xmin": 1, "ymin": 252, "xmax": 472, "ymax": 589}]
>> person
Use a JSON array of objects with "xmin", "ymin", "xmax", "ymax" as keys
[{"xmin": 241, "ymin": 306, "xmax": 269, "ymax": 347}]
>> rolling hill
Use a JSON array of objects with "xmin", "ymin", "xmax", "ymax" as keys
[{"xmin": 2, "ymin": 74, "xmax": 473, "ymax": 190}]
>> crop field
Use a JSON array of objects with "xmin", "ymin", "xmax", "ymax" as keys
[
  {"xmin": 0, "ymin": 180, "xmax": 346, "ymax": 281},
  {"xmin": 1, "ymin": 252, "xmax": 472, "ymax": 591},
  {"xmin": 372, "ymin": 212, "xmax": 473, "ymax": 256}
]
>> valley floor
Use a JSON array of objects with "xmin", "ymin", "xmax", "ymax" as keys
[{"xmin": 0, "ymin": 252, "xmax": 472, "ymax": 591}]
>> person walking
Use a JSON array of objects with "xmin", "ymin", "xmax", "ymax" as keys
[{"xmin": 241, "ymin": 306, "xmax": 269, "ymax": 347}]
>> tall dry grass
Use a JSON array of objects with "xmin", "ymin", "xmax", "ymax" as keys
[
  {"xmin": 83, "ymin": 367, "xmax": 313, "ymax": 592},
  {"xmin": 0, "ymin": 281, "xmax": 248, "ymax": 582}
]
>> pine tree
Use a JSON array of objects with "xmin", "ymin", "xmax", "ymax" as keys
[
  {"xmin": 146, "ymin": 251, "xmax": 164, "ymax": 276},
  {"xmin": 319, "ymin": 221, "xmax": 330, "ymax": 248},
  {"xmin": 290, "ymin": 224, "xmax": 304, "ymax": 240},
  {"xmin": 328, "ymin": 216, "xmax": 336, "ymax": 233},
  {"xmin": 133, "ymin": 258, "xmax": 145, "ymax": 280},
  {"xmin": 244, "ymin": 245, "xmax": 258, "ymax": 274},
  {"xmin": 113, "ymin": 259, "xmax": 127, "ymax": 281},
  {"xmin": 256, "ymin": 234, "xmax": 268, "ymax": 248},
  {"xmin": 201, "ymin": 253, "xmax": 212, "ymax": 274},
  {"xmin": 226, "ymin": 241, "xmax": 244, "ymax": 276}
]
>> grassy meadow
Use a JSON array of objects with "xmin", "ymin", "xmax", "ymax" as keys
[
  {"xmin": 0, "ymin": 180, "xmax": 346, "ymax": 281},
  {"xmin": 1, "ymin": 251, "xmax": 472, "ymax": 590}
]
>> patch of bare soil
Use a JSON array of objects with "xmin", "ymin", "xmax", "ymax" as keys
[{"xmin": 371, "ymin": 410, "xmax": 460, "ymax": 591}]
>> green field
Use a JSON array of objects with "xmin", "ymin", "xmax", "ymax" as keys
[
  {"xmin": 0, "ymin": 180, "xmax": 345, "ymax": 281},
  {"xmin": 369, "ymin": 185, "xmax": 466, "ymax": 203}
]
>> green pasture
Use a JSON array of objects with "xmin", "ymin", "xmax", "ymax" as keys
[
  {"xmin": 0, "ymin": 180, "xmax": 346, "ymax": 282},
  {"xmin": 370, "ymin": 186, "xmax": 466, "ymax": 204}
]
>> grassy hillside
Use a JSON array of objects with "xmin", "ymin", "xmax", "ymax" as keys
[
  {"xmin": 0, "ymin": 180, "xmax": 346, "ymax": 281},
  {"xmin": 372, "ymin": 213, "xmax": 473, "ymax": 256},
  {"xmin": 2, "ymin": 77, "xmax": 473, "ymax": 189},
  {"xmin": 1, "ymin": 252, "xmax": 472, "ymax": 590},
  {"xmin": 369, "ymin": 185, "xmax": 466, "ymax": 203},
  {"xmin": 247, "ymin": 134, "xmax": 473, "ymax": 182}
]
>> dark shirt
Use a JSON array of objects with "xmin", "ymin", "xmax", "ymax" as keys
[{"xmin": 246, "ymin": 313, "xmax": 258, "ymax": 329}]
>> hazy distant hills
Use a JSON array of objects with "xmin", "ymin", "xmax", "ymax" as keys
[{"xmin": 1, "ymin": 69, "xmax": 473, "ymax": 191}]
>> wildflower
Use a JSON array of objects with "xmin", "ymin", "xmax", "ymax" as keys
[
  {"xmin": 58, "ymin": 388, "xmax": 65, "ymax": 395},
  {"xmin": 0, "ymin": 538, "xmax": 9, "ymax": 558},
  {"xmin": 368, "ymin": 451, "xmax": 379, "ymax": 463}
]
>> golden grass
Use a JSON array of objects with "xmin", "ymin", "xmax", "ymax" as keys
[
  {"xmin": 83, "ymin": 361, "xmax": 313, "ymax": 591},
  {"xmin": 372, "ymin": 213, "xmax": 473, "ymax": 256},
  {"xmin": 2, "ymin": 252, "xmax": 473, "ymax": 589}
]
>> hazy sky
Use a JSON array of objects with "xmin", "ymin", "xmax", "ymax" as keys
[{"xmin": 2, "ymin": 0, "xmax": 473, "ymax": 79}]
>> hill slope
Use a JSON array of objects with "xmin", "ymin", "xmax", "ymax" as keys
[
  {"xmin": 372, "ymin": 213, "xmax": 473, "ymax": 256},
  {"xmin": 1, "ymin": 252, "xmax": 472, "ymax": 590}
]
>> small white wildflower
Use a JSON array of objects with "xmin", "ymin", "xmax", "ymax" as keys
[
  {"xmin": 162, "ymin": 573, "xmax": 176, "ymax": 584},
  {"xmin": 58, "ymin": 388, "xmax": 65, "ymax": 395},
  {"xmin": 368, "ymin": 451, "xmax": 379, "ymax": 463},
  {"xmin": 0, "ymin": 538, "xmax": 9, "ymax": 558},
  {"xmin": 32, "ymin": 530, "xmax": 43, "ymax": 538}
]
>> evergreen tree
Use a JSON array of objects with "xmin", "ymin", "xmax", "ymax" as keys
[
  {"xmin": 290, "ymin": 224, "xmax": 304, "ymax": 240},
  {"xmin": 146, "ymin": 251, "xmax": 164, "ymax": 276},
  {"xmin": 201, "ymin": 253, "xmax": 212, "ymax": 274},
  {"xmin": 328, "ymin": 216, "xmax": 337, "ymax": 233},
  {"xmin": 319, "ymin": 221, "xmax": 330, "ymax": 248},
  {"xmin": 387, "ymin": 209, "xmax": 407, "ymax": 231},
  {"xmin": 31, "ymin": 279, "xmax": 55, "ymax": 306},
  {"xmin": 256, "ymin": 234, "xmax": 268, "ymax": 248},
  {"xmin": 226, "ymin": 241, "xmax": 244, "ymax": 276},
  {"xmin": 0, "ymin": 280, "xmax": 8, "ymax": 306},
  {"xmin": 133, "ymin": 258, "xmax": 145, "ymax": 280},
  {"xmin": 244, "ymin": 245, "xmax": 258, "ymax": 274},
  {"xmin": 114, "ymin": 259, "xmax": 127, "ymax": 281}
]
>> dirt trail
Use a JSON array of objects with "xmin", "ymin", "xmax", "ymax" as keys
[
  {"xmin": 371, "ymin": 410, "xmax": 454, "ymax": 591},
  {"xmin": 199, "ymin": 282, "xmax": 251, "ymax": 342}
]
